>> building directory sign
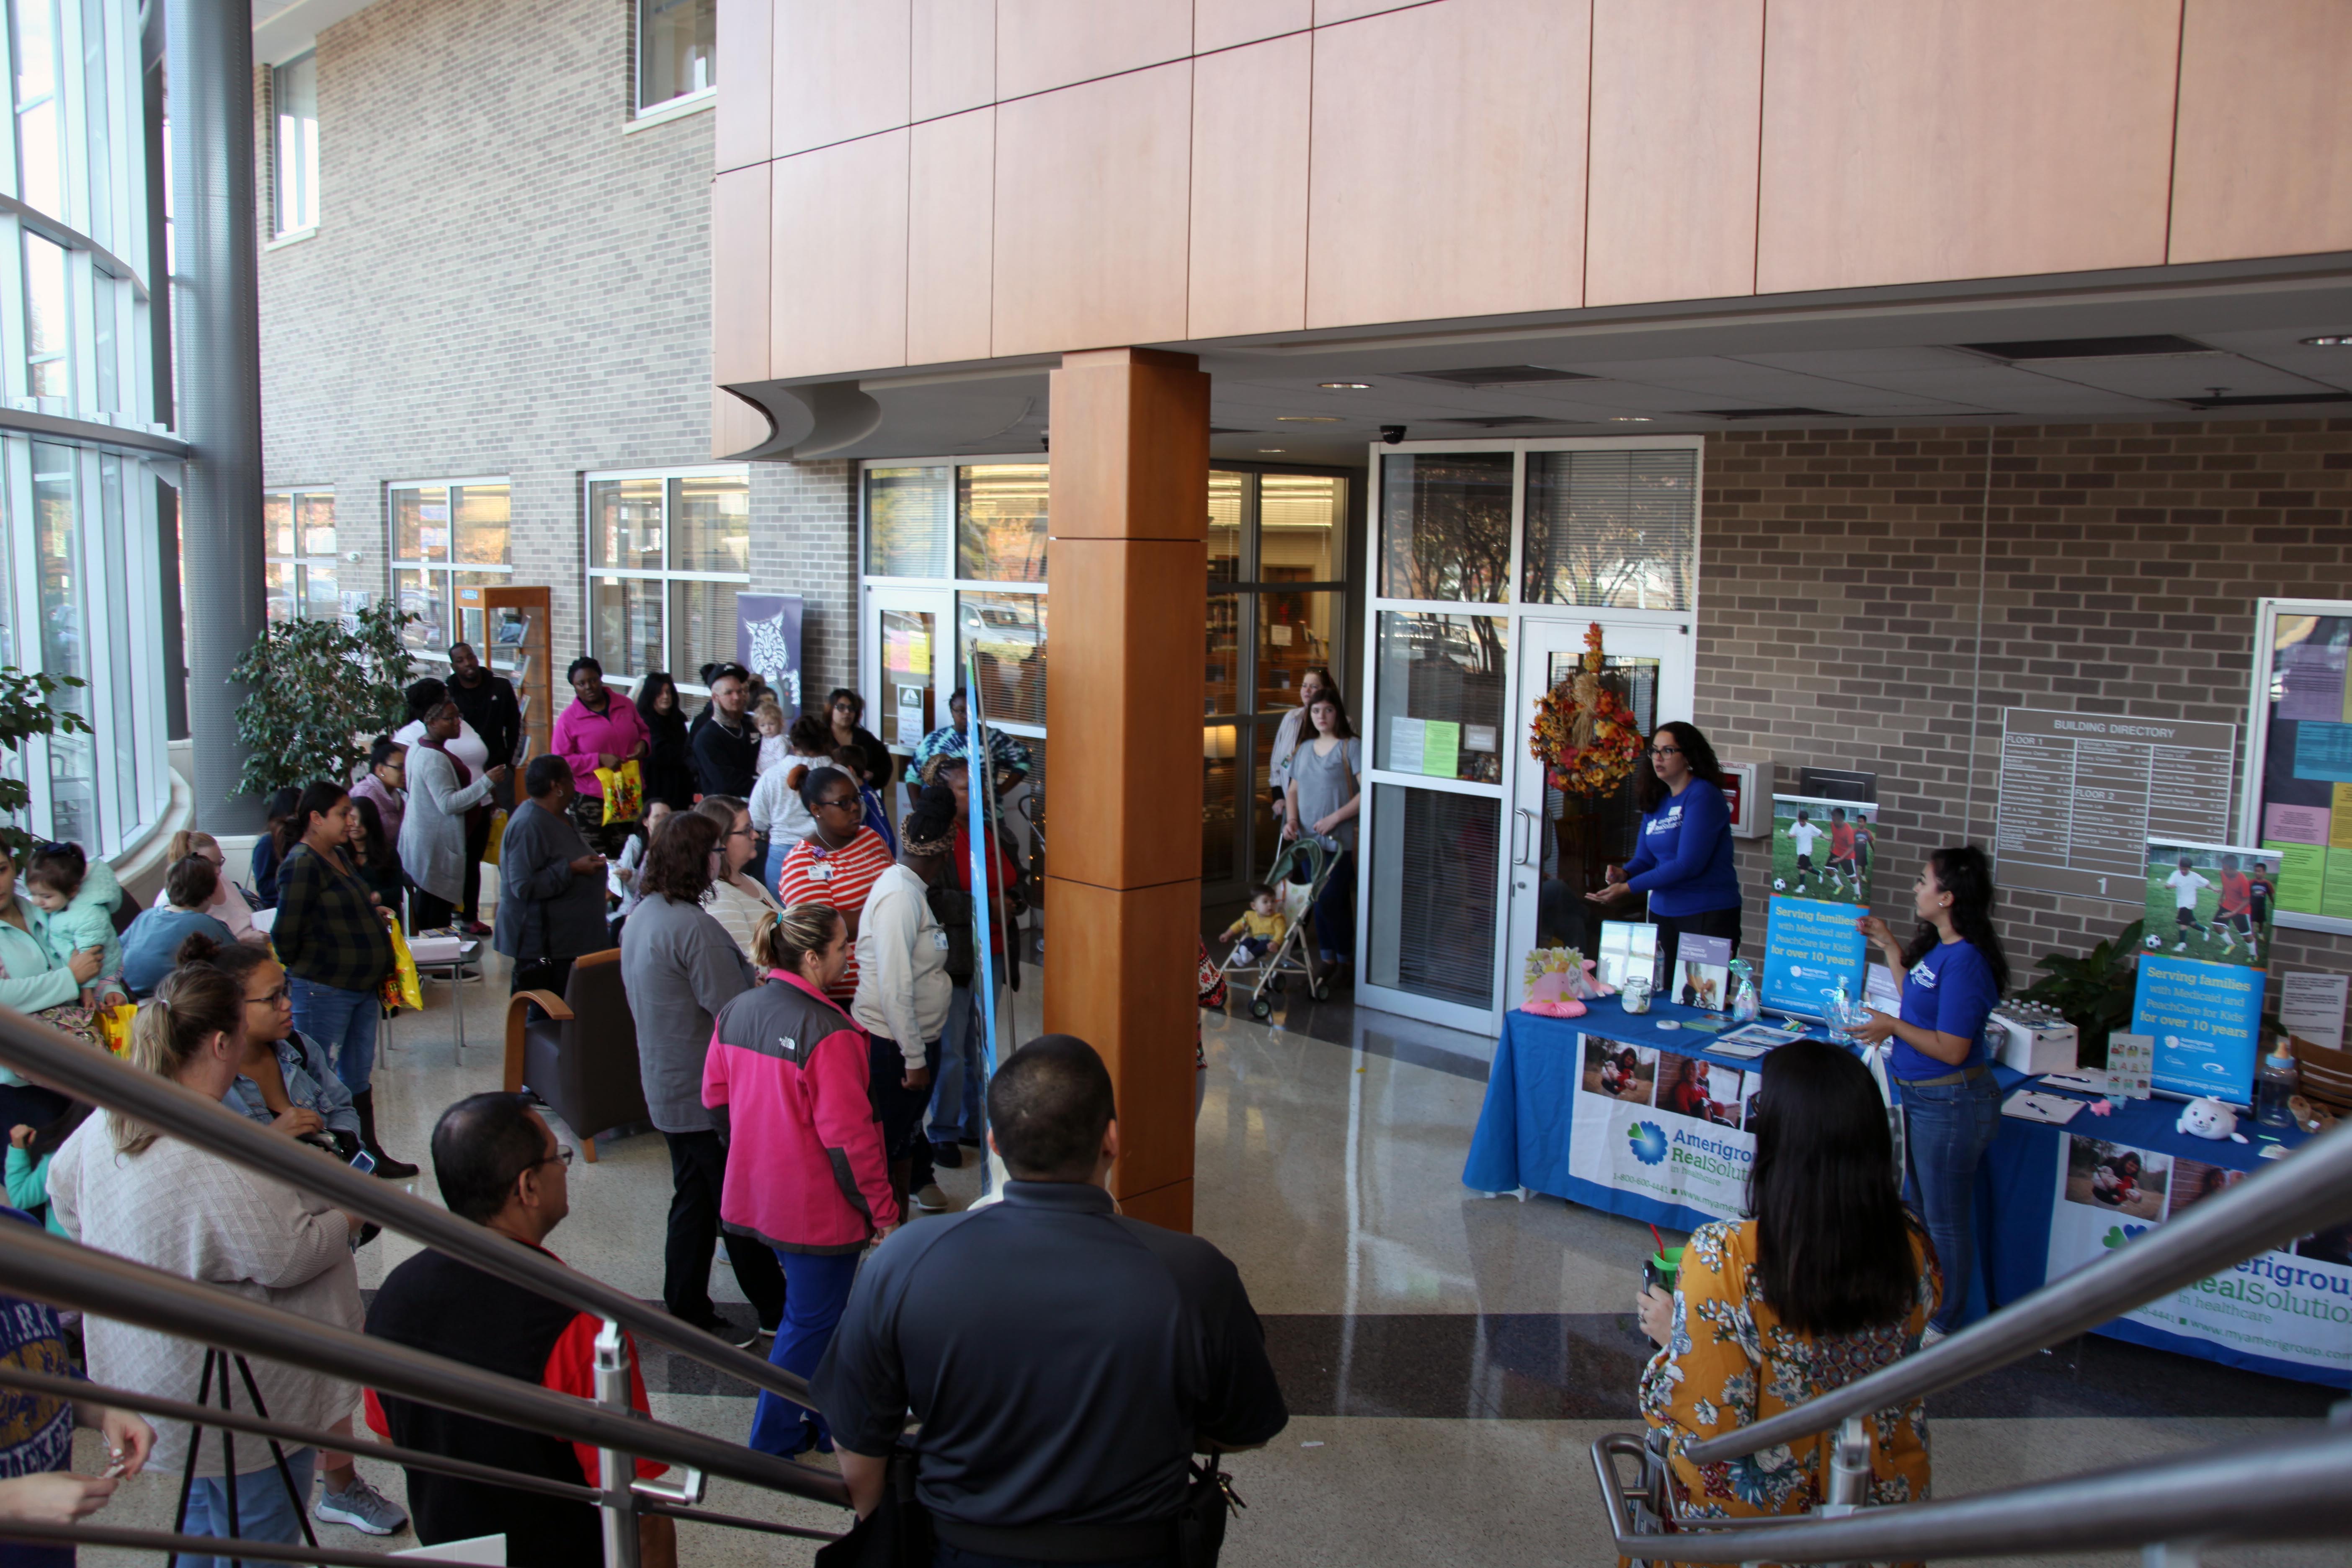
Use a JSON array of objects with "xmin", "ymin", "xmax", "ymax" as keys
[{"xmin": 1995, "ymin": 708, "xmax": 2236, "ymax": 903}]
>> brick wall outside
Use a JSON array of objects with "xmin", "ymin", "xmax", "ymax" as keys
[
  {"xmin": 1698, "ymin": 417, "xmax": 2352, "ymax": 1004},
  {"xmin": 254, "ymin": 0, "xmax": 853, "ymax": 723}
]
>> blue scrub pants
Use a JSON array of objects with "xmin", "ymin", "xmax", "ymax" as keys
[{"xmin": 747, "ymin": 1251, "xmax": 862, "ymax": 1458}]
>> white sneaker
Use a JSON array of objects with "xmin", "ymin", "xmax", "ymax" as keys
[
  {"xmin": 315, "ymin": 1474, "xmax": 408, "ymax": 1536},
  {"xmin": 912, "ymin": 1183, "xmax": 950, "ymax": 1212}
]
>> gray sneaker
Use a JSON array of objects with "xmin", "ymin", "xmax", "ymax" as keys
[
  {"xmin": 315, "ymin": 1473, "xmax": 409, "ymax": 1535},
  {"xmin": 912, "ymin": 1183, "xmax": 951, "ymax": 1212}
]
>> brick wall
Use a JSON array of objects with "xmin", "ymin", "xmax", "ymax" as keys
[
  {"xmin": 1698, "ymin": 417, "xmax": 2352, "ymax": 999},
  {"xmin": 254, "ymin": 0, "xmax": 853, "ymax": 719}
]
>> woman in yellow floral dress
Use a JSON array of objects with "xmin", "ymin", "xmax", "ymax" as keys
[{"xmin": 1638, "ymin": 1039, "xmax": 1939, "ymax": 1550}]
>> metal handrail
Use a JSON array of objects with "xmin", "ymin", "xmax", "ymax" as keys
[
  {"xmin": 1595, "ymin": 1423, "xmax": 2352, "ymax": 1563},
  {"xmin": 0, "ymin": 1519, "xmax": 487, "ymax": 1568},
  {"xmin": 0, "ymin": 1005, "xmax": 819, "ymax": 1411},
  {"xmin": 0, "ymin": 1207, "xmax": 849, "ymax": 1506},
  {"xmin": 0, "ymin": 1362, "xmax": 597, "ymax": 1508},
  {"xmin": 1683, "ymin": 1114, "xmax": 2352, "ymax": 1464}
]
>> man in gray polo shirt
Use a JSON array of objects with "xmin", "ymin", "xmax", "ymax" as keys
[{"xmin": 815, "ymin": 1034, "xmax": 1287, "ymax": 1567}]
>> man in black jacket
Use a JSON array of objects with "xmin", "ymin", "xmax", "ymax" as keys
[{"xmin": 690, "ymin": 663, "xmax": 760, "ymax": 799}]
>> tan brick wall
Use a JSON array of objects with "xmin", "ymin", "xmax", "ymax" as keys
[{"xmin": 1700, "ymin": 417, "xmax": 2352, "ymax": 1007}]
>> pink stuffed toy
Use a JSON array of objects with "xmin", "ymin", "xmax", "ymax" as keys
[{"xmin": 1521, "ymin": 949, "xmax": 1612, "ymax": 1018}]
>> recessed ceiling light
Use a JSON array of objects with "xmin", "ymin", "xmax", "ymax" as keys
[
  {"xmin": 1258, "ymin": 448, "xmax": 1285, "ymax": 454},
  {"xmin": 1609, "ymin": 416, "xmax": 1652, "ymax": 423},
  {"xmin": 2303, "ymin": 335, "xmax": 2352, "ymax": 347},
  {"xmin": 1319, "ymin": 381, "xmax": 1372, "ymax": 390},
  {"xmin": 1275, "ymin": 415, "xmax": 1341, "ymax": 423}
]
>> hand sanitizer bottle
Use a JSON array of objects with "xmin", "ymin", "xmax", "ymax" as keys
[{"xmin": 1730, "ymin": 959, "xmax": 1759, "ymax": 1023}]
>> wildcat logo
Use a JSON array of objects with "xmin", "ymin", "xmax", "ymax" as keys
[{"xmin": 1627, "ymin": 1121, "xmax": 1669, "ymax": 1166}]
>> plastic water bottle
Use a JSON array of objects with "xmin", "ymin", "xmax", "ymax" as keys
[
  {"xmin": 2256, "ymin": 1043, "xmax": 2300, "ymax": 1128},
  {"xmin": 1730, "ymin": 960, "xmax": 1759, "ymax": 1023}
]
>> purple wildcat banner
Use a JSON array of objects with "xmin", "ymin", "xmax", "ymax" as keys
[{"xmin": 736, "ymin": 594, "xmax": 804, "ymax": 720}]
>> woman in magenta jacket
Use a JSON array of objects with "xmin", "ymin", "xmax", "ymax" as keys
[
  {"xmin": 704, "ymin": 901, "xmax": 898, "ymax": 1458},
  {"xmin": 548, "ymin": 656, "xmax": 652, "ymax": 856}
]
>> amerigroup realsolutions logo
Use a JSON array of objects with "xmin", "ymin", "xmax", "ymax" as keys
[{"xmin": 1627, "ymin": 1121, "xmax": 1669, "ymax": 1165}]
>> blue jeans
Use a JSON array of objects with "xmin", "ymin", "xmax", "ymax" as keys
[
  {"xmin": 173, "ymin": 1447, "xmax": 314, "ymax": 1567},
  {"xmin": 1897, "ymin": 1071, "xmax": 2001, "ymax": 1333},
  {"xmin": 928, "ymin": 984, "xmax": 988, "ymax": 1146},
  {"xmin": 289, "ymin": 978, "xmax": 376, "ymax": 1093},
  {"xmin": 747, "ymin": 1250, "xmax": 861, "ymax": 1457}
]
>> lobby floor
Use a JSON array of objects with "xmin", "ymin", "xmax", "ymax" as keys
[{"xmin": 75, "ymin": 953, "xmax": 2345, "ymax": 1567}]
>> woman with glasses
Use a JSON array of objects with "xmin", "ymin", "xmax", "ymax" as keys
[
  {"xmin": 1587, "ymin": 720, "xmax": 1743, "ymax": 985},
  {"xmin": 149, "ymin": 828, "xmax": 260, "ymax": 940},
  {"xmin": 775, "ymin": 767, "xmax": 896, "ymax": 1010},
  {"xmin": 692, "ymin": 795, "xmax": 784, "ymax": 965}
]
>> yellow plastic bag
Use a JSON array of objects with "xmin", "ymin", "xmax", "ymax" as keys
[
  {"xmin": 594, "ymin": 761, "xmax": 643, "ymax": 825},
  {"xmin": 93, "ymin": 1002, "xmax": 137, "ymax": 1056},
  {"xmin": 379, "ymin": 920, "xmax": 425, "ymax": 1014},
  {"xmin": 482, "ymin": 807, "xmax": 508, "ymax": 867}
]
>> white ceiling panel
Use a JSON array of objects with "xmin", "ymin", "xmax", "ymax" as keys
[{"xmin": 2019, "ymin": 351, "xmax": 2335, "ymax": 400}]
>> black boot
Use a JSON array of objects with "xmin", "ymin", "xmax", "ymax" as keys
[{"xmin": 351, "ymin": 1089, "xmax": 419, "ymax": 1179}]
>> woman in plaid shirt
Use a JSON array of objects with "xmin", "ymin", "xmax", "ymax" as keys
[{"xmin": 272, "ymin": 780, "xmax": 414, "ymax": 1178}]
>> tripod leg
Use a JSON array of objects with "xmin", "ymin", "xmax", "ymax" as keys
[
  {"xmin": 234, "ymin": 1351, "xmax": 322, "ymax": 1550},
  {"xmin": 173, "ymin": 1347, "xmax": 217, "ymax": 1537},
  {"xmin": 218, "ymin": 1360, "xmax": 240, "ymax": 1550}
]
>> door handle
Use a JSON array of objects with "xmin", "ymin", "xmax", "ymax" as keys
[{"xmin": 1511, "ymin": 807, "xmax": 1532, "ymax": 868}]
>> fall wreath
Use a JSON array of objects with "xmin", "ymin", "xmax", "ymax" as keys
[{"xmin": 1529, "ymin": 622, "xmax": 1647, "ymax": 796}]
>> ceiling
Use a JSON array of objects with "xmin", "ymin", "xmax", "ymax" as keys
[
  {"xmin": 252, "ymin": 0, "xmax": 382, "ymax": 66},
  {"xmin": 740, "ymin": 251, "xmax": 2352, "ymax": 469}
]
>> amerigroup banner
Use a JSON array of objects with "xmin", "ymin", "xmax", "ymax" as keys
[
  {"xmin": 2046, "ymin": 1132, "xmax": 2352, "ymax": 1382},
  {"xmin": 1568, "ymin": 1039, "xmax": 1756, "ymax": 1223}
]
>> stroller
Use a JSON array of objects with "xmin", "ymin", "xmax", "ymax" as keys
[{"xmin": 1220, "ymin": 836, "xmax": 1339, "ymax": 1019}]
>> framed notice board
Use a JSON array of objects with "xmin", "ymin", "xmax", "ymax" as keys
[{"xmin": 2243, "ymin": 598, "xmax": 2352, "ymax": 936}]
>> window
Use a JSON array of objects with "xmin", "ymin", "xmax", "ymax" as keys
[
  {"xmin": 10, "ymin": 0, "xmax": 62, "ymax": 219},
  {"xmin": 21, "ymin": 229, "xmax": 67, "ymax": 402},
  {"xmin": 31, "ymin": 441, "xmax": 89, "ymax": 844},
  {"xmin": 957, "ymin": 464, "xmax": 1048, "ymax": 582},
  {"xmin": 1522, "ymin": 448, "xmax": 1696, "ymax": 610},
  {"xmin": 271, "ymin": 50, "xmax": 318, "ymax": 235},
  {"xmin": 392, "ymin": 480, "xmax": 511, "ymax": 656},
  {"xmin": 263, "ymin": 489, "xmax": 337, "ymax": 624},
  {"xmin": 585, "ymin": 466, "xmax": 749, "ymax": 683},
  {"xmin": 636, "ymin": 0, "xmax": 714, "ymax": 113},
  {"xmin": 1378, "ymin": 451, "xmax": 1512, "ymax": 603}
]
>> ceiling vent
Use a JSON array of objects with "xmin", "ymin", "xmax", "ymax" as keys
[
  {"xmin": 2175, "ymin": 391, "xmax": 2352, "ymax": 410},
  {"xmin": 1684, "ymin": 407, "xmax": 1846, "ymax": 420},
  {"xmin": 1396, "ymin": 365, "xmax": 1594, "ymax": 387},
  {"xmin": 1439, "ymin": 415, "xmax": 1584, "ymax": 428},
  {"xmin": 1961, "ymin": 334, "xmax": 2211, "ymax": 361}
]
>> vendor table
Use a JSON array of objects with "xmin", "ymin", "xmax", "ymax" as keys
[{"xmin": 1462, "ymin": 1000, "xmax": 2344, "ymax": 1386}]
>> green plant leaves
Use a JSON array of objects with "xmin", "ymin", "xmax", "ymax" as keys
[
  {"xmin": 229, "ymin": 603, "xmax": 418, "ymax": 801},
  {"xmin": 0, "ymin": 668, "xmax": 90, "ymax": 862}
]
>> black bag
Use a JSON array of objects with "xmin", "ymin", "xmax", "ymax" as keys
[
  {"xmin": 926, "ymin": 884, "xmax": 976, "ymax": 986},
  {"xmin": 1176, "ymin": 1449, "xmax": 1241, "ymax": 1568},
  {"xmin": 814, "ymin": 1447, "xmax": 931, "ymax": 1568}
]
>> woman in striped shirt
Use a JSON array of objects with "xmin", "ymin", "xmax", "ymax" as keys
[{"xmin": 774, "ymin": 767, "xmax": 894, "ymax": 1008}]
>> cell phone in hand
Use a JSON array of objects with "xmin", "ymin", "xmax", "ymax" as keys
[{"xmin": 348, "ymin": 1148, "xmax": 377, "ymax": 1176}]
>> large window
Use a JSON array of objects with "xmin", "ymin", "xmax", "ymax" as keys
[
  {"xmin": 270, "ymin": 50, "xmax": 318, "ymax": 236},
  {"xmin": 10, "ymin": 0, "xmax": 63, "ymax": 219},
  {"xmin": 636, "ymin": 0, "xmax": 714, "ymax": 114},
  {"xmin": 585, "ymin": 466, "xmax": 750, "ymax": 685},
  {"xmin": 263, "ymin": 489, "xmax": 337, "ymax": 624},
  {"xmin": 391, "ymin": 480, "xmax": 511, "ymax": 657}
]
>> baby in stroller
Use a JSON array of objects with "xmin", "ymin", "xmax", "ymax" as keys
[{"xmin": 1220, "ymin": 884, "xmax": 1289, "ymax": 964}]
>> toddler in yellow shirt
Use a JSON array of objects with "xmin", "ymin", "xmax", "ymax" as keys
[{"xmin": 1220, "ymin": 883, "xmax": 1289, "ymax": 963}]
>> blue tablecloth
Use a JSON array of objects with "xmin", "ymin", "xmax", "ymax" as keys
[{"xmin": 1461, "ymin": 1001, "xmax": 2338, "ymax": 1383}]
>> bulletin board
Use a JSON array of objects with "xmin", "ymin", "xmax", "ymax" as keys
[{"xmin": 2242, "ymin": 598, "xmax": 2352, "ymax": 936}]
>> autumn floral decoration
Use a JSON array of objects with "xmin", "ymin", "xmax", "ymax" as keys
[{"xmin": 1528, "ymin": 622, "xmax": 1647, "ymax": 797}]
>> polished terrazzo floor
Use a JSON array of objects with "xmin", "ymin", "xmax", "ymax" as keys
[{"xmin": 72, "ymin": 947, "xmax": 2345, "ymax": 1567}]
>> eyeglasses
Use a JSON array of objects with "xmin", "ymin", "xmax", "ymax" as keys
[
  {"xmin": 244, "ymin": 985, "xmax": 291, "ymax": 1007},
  {"xmin": 727, "ymin": 824, "xmax": 757, "ymax": 840},
  {"xmin": 515, "ymin": 1145, "xmax": 573, "ymax": 1187},
  {"xmin": 816, "ymin": 796, "xmax": 861, "ymax": 812},
  {"xmin": 1650, "ymin": 744, "xmax": 1681, "ymax": 757}
]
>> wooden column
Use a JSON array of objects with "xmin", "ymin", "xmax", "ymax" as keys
[{"xmin": 1042, "ymin": 347, "xmax": 1209, "ymax": 1233}]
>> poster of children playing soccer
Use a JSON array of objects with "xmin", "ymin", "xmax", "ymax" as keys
[
  {"xmin": 2142, "ymin": 840, "xmax": 2276, "ymax": 970},
  {"xmin": 1771, "ymin": 794, "xmax": 1877, "ymax": 905}
]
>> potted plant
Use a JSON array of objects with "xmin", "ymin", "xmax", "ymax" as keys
[
  {"xmin": 0, "ymin": 668, "xmax": 92, "ymax": 862},
  {"xmin": 2019, "ymin": 918, "xmax": 2144, "ymax": 1068},
  {"xmin": 229, "ymin": 602, "xmax": 418, "ymax": 798}
]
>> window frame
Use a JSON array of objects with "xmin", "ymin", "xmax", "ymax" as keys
[
  {"xmin": 388, "ymin": 476, "xmax": 514, "ymax": 666},
  {"xmin": 632, "ymin": 0, "xmax": 716, "ymax": 119},
  {"xmin": 580, "ymin": 462, "xmax": 751, "ymax": 692},
  {"xmin": 266, "ymin": 48, "xmax": 318, "ymax": 239},
  {"xmin": 261, "ymin": 485, "xmax": 336, "ymax": 624}
]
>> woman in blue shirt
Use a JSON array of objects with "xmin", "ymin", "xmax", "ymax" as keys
[
  {"xmin": 1855, "ymin": 844, "xmax": 2009, "ymax": 1342},
  {"xmin": 1587, "ymin": 722, "xmax": 1743, "ymax": 981}
]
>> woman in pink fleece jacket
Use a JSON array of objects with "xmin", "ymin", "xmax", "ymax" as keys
[{"xmin": 704, "ymin": 901, "xmax": 898, "ymax": 1458}]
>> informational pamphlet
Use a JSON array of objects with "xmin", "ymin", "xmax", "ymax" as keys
[
  {"xmin": 2002, "ymin": 1090, "xmax": 2088, "ymax": 1125},
  {"xmin": 1673, "ymin": 934, "xmax": 1732, "ymax": 1011},
  {"xmin": 2280, "ymin": 971, "xmax": 2349, "ymax": 1052},
  {"xmin": 1759, "ymin": 896, "xmax": 1869, "ymax": 1018}
]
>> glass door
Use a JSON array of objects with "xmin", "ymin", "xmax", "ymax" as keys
[
  {"xmin": 1504, "ymin": 617, "xmax": 1694, "ymax": 977},
  {"xmin": 864, "ymin": 586, "xmax": 952, "ymax": 820}
]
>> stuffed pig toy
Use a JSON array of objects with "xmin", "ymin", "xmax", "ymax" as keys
[{"xmin": 2175, "ymin": 1096, "xmax": 2250, "ymax": 1144}]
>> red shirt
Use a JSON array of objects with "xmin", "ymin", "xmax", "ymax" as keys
[
  {"xmin": 1830, "ymin": 823, "xmax": 1857, "ymax": 858},
  {"xmin": 776, "ymin": 827, "xmax": 895, "ymax": 1002},
  {"xmin": 2220, "ymin": 871, "xmax": 2252, "ymax": 914},
  {"xmin": 953, "ymin": 822, "xmax": 1019, "ymax": 963}
]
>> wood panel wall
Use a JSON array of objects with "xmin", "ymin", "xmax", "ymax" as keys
[{"xmin": 717, "ymin": 0, "xmax": 2346, "ymax": 382}]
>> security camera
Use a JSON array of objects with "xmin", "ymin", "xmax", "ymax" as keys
[{"xmin": 1380, "ymin": 425, "xmax": 1406, "ymax": 445}]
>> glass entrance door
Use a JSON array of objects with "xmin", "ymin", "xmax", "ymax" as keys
[
  {"xmin": 1504, "ymin": 617, "xmax": 1694, "ymax": 983},
  {"xmin": 864, "ymin": 586, "xmax": 952, "ymax": 820}
]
